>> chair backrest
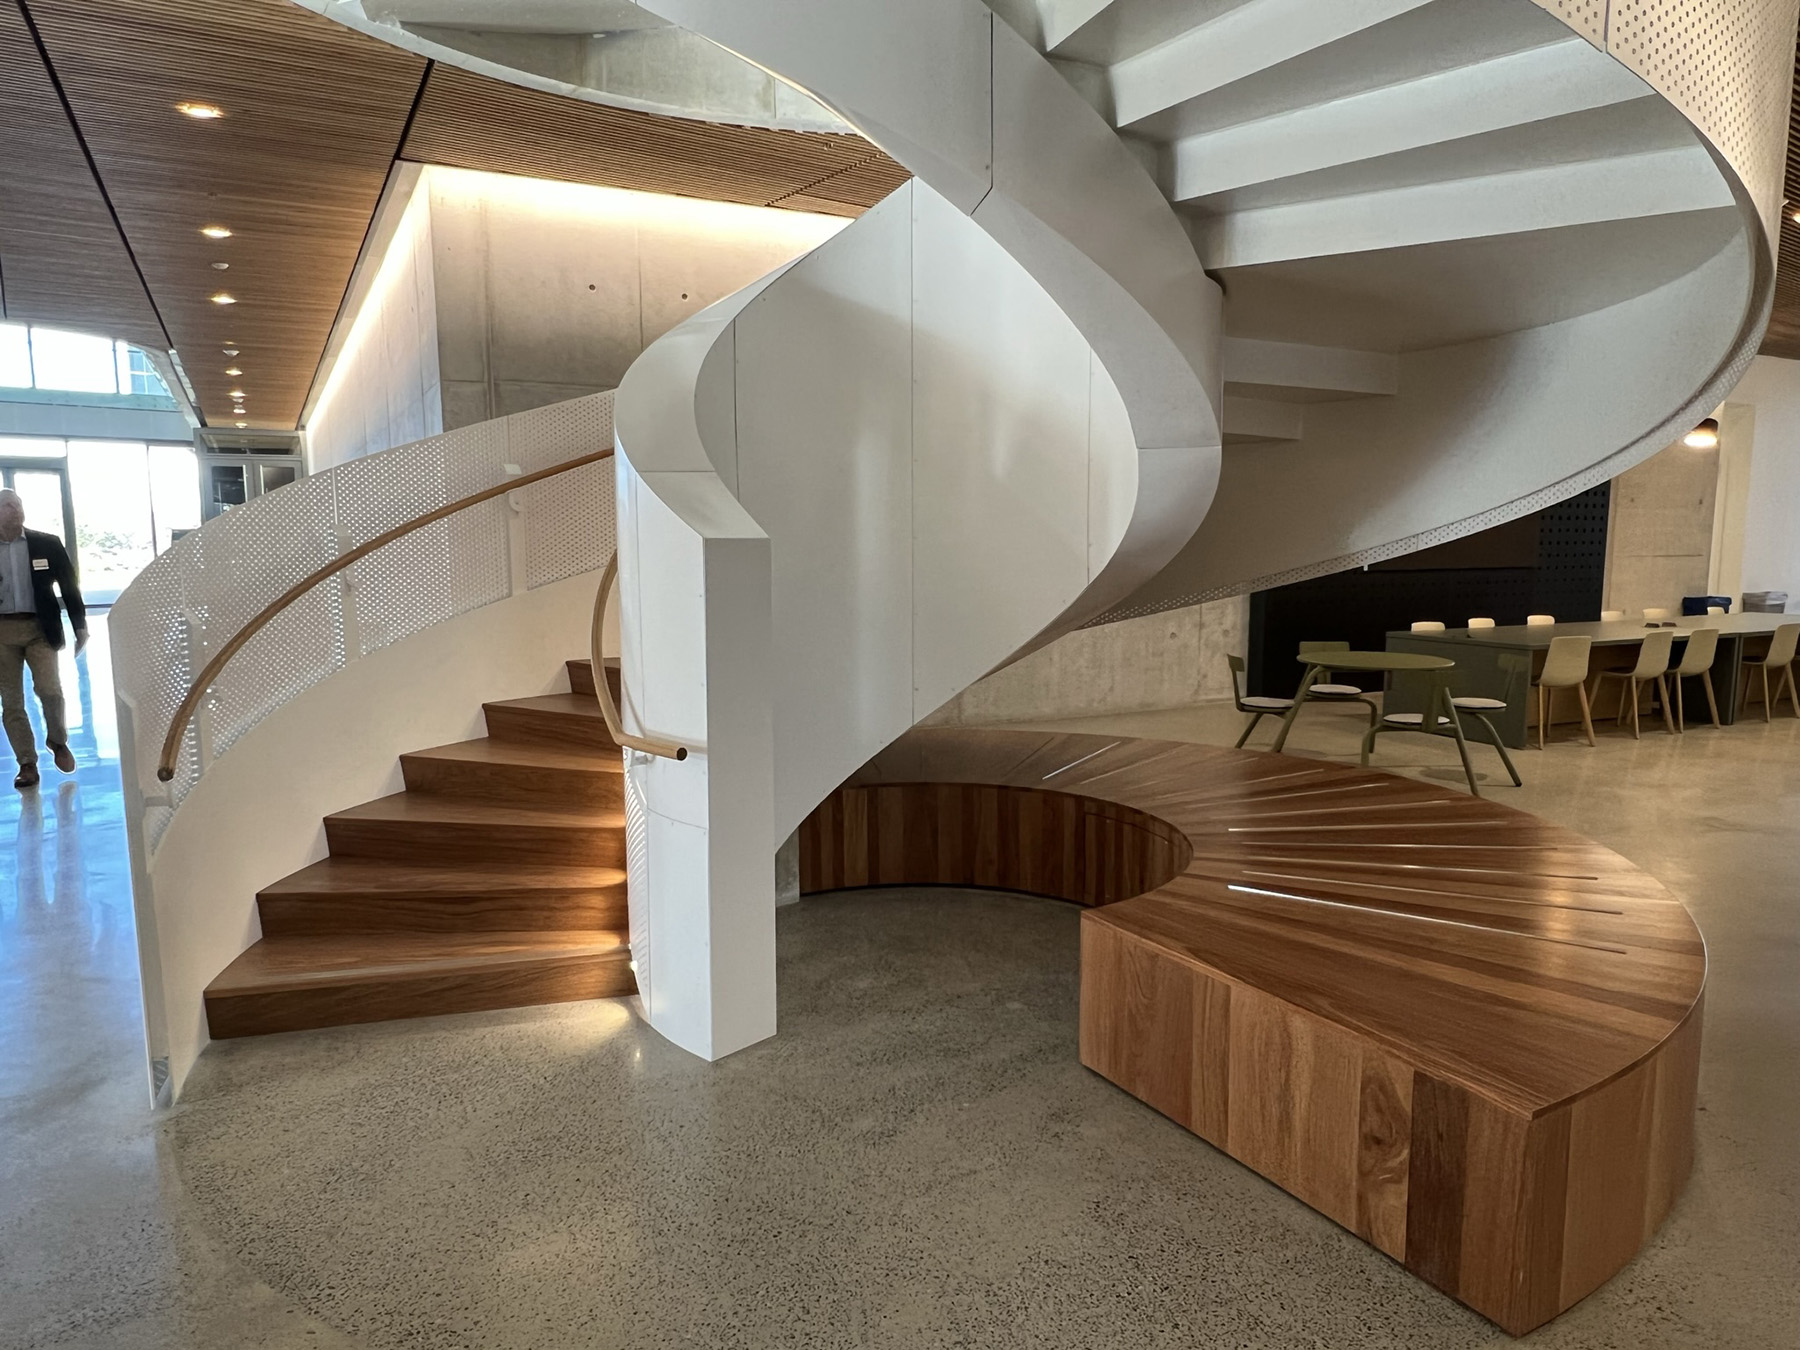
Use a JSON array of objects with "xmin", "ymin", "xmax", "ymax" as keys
[
  {"xmin": 1600, "ymin": 610, "xmax": 1625, "ymax": 622},
  {"xmin": 1226, "ymin": 652, "xmax": 1250, "ymax": 709},
  {"xmin": 1674, "ymin": 627, "xmax": 1719, "ymax": 676},
  {"xmin": 1539, "ymin": 636, "xmax": 1591, "ymax": 687},
  {"xmin": 1767, "ymin": 622, "xmax": 1800, "ymax": 668},
  {"xmin": 1527, "ymin": 614, "xmax": 1556, "ymax": 626},
  {"xmin": 1467, "ymin": 617, "xmax": 1495, "ymax": 629},
  {"xmin": 1631, "ymin": 628, "xmax": 1675, "ymax": 679},
  {"xmin": 1707, "ymin": 606, "xmax": 1725, "ymax": 616},
  {"xmin": 1410, "ymin": 620, "xmax": 1445, "ymax": 633},
  {"xmin": 1643, "ymin": 607, "xmax": 1673, "ymax": 621}
]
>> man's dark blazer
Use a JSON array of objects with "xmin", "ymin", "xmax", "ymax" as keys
[{"xmin": 10, "ymin": 528, "xmax": 86, "ymax": 650}]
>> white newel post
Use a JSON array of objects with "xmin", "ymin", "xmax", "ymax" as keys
[{"xmin": 616, "ymin": 451, "xmax": 777, "ymax": 1061}]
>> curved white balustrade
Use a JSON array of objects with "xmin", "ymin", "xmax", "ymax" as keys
[{"xmin": 110, "ymin": 393, "xmax": 617, "ymax": 1095}]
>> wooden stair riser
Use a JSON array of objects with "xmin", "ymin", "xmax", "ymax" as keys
[
  {"xmin": 399, "ymin": 752, "xmax": 623, "ymax": 809},
  {"xmin": 257, "ymin": 885, "xmax": 627, "ymax": 938},
  {"xmin": 205, "ymin": 951, "xmax": 635, "ymax": 1039},
  {"xmin": 324, "ymin": 816, "xmax": 625, "ymax": 867},
  {"xmin": 483, "ymin": 701, "xmax": 618, "ymax": 750},
  {"xmin": 566, "ymin": 659, "xmax": 621, "ymax": 701}
]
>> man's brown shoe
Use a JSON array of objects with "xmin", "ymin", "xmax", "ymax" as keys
[
  {"xmin": 49, "ymin": 742, "xmax": 75, "ymax": 774},
  {"xmin": 14, "ymin": 763, "xmax": 39, "ymax": 789}
]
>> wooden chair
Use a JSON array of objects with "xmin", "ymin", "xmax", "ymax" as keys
[
  {"xmin": 1226, "ymin": 654, "xmax": 1293, "ymax": 747},
  {"xmin": 1296, "ymin": 641, "xmax": 1379, "ymax": 727},
  {"xmin": 1595, "ymin": 629, "xmax": 1676, "ymax": 738},
  {"xmin": 1527, "ymin": 614, "xmax": 1556, "ymax": 626},
  {"xmin": 1668, "ymin": 627, "xmax": 1722, "ymax": 731},
  {"xmin": 1467, "ymin": 617, "xmax": 1496, "ymax": 630},
  {"xmin": 1738, "ymin": 621, "xmax": 1800, "ymax": 721},
  {"xmin": 1410, "ymin": 620, "xmax": 1446, "ymax": 632},
  {"xmin": 1531, "ymin": 636, "xmax": 1594, "ymax": 748},
  {"xmin": 1601, "ymin": 610, "xmax": 1625, "ymax": 622}
]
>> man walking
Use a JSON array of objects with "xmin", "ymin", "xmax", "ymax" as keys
[{"xmin": 0, "ymin": 488, "xmax": 86, "ymax": 789}]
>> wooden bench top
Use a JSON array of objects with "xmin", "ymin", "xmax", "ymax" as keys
[{"xmin": 844, "ymin": 728, "xmax": 1704, "ymax": 1121}]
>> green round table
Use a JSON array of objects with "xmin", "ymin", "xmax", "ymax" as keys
[{"xmin": 1270, "ymin": 649, "xmax": 1497, "ymax": 796}]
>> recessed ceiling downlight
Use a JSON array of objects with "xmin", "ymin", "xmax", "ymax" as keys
[
  {"xmin": 176, "ymin": 101, "xmax": 225, "ymax": 120},
  {"xmin": 211, "ymin": 293, "xmax": 236, "ymax": 305},
  {"xmin": 1683, "ymin": 418, "xmax": 1719, "ymax": 449},
  {"xmin": 200, "ymin": 225, "xmax": 232, "ymax": 239}
]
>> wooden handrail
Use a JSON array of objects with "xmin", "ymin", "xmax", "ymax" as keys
[
  {"xmin": 590, "ymin": 550, "xmax": 688, "ymax": 761},
  {"xmin": 156, "ymin": 448, "xmax": 614, "ymax": 781}
]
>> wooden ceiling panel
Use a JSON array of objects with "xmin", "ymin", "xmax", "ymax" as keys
[
  {"xmin": 403, "ymin": 64, "xmax": 905, "ymax": 216},
  {"xmin": 20, "ymin": 0, "xmax": 426, "ymax": 429},
  {"xmin": 0, "ymin": 1, "xmax": 164, "ymax": 349}
]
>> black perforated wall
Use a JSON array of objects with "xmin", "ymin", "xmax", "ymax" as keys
[{"xmin": 1248, "ymin": 484, "xmax": 1611, "ymax": 696}]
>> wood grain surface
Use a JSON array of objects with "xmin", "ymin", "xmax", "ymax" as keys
[
  {"xmin": 205, "ymin": 660, "xmax": 634, "ymax": 1037},
  {"xmin": 799, "ymin": 728, "xmax": 1706, "ymax": 1335}
]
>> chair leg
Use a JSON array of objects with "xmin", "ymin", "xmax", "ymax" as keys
[
  {"xmin": 1763, "ymin": 665, "xmax": 1773, "ymax": 723},
  {"xmin": 1235, "ymin": 712, "xmax": 1261, "ymax": 749},
  {"xmin": 1472, "ymin": 713, "xmax": 1522, "ymax": 786},
  {"xmin": 1703, "ymin": 670, "xmax": 1721, "ymax": 727},
  {"xmin": 1629, "ymin": 680, "xmax": 1642, "ymax": 739},
  {"xmin": 1656, "ymin": 675, "xmax": 1676, "ymax": 735},
  {"xmin": 1440, "ymin": 690, "xmax": 1480, "ymax": 798},
  {"xmin": 1360, "ymin": 721, "xmax": 1380, "ymax": 767},
  {"xmin": 1615, "ymin": 677, "xmax": 1629, "ymax": 726},
  {"xmin": 1784, "ymin": 665, "xmax": 1800, "ymax": 718},
  {"xmin": 1576, "ymin": 680, "xmax": 1596, "ymax": 747},
  {"xmin": 1535, "ymin": 685, "xmax": 1547, "ymax": 750},
  {"xmin": 1674, "ymin": 676, "xmax": 1685, "ymax": 733}
]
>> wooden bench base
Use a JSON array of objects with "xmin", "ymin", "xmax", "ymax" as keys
[{"xmin": 800, "ymin": 729, "xmax": 1705, "ymax": 1336}]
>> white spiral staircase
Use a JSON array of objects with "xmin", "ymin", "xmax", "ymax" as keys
[{"xmin": 321, "ymin": 0, "xmax": 1794, "ymax": 1059}]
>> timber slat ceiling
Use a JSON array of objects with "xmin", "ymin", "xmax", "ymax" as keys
[
  {"xmin": 0, "ymin": 1, "xmax": 164, "ymax": 349},
  {"xmin": 402, "ymin": 64, "xmax": 908, "ymax": 218},
  {"xmin": 0, "ymin": 0, "xmax": 906, "ymax": 429},
  {"xmin": 20, "ymin": 0, "xmax": 427, "ymax": 429}
]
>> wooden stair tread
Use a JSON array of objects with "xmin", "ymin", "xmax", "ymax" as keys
[
  {"xmin": 326, "ymin": 792, "xmax": 623, "ymax": 831},
  {"xmin": 207, "ymin": 930, "xmax": 628, "ymax": 995},
  {"xmin": 403, "ymin": 737, "xmax": 623, "ymax": 774},
  {"xmin": 260, "ymin": 857, "xmax": 625, "ymax": 899},
  {"xmin": 485, "ymin": 693, "xmax": 608, "ymax": 719}
]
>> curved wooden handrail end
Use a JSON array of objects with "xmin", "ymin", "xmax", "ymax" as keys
[
  {"xmin": 153, "ymin": 448, "xmax": 615, "ymax": 782},
  {"xmin": 590, "ymin": 551, "xmax": 687, "ymax": 762}
]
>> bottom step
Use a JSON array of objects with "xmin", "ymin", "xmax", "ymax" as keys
[{"xmin": 204, "ymin": 931, "xmax": 634, "ymax": 1039}]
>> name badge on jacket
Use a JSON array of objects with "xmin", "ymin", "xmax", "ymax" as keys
[{"xmin": 32, "ymin": 558, "xmax": 50, "ymax": 571}]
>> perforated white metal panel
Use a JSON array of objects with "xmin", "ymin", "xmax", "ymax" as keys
[
  {"xmin": 1607, "ymin": 0, "xmax": 1799, "ymax": 238},
  {"xmin": 1532, "ymin": 0, "xmax": 1608, "ymax": 44},
  {"xmin": 109, "ymin": 390, "xmax": 617, "ymax": 852}
]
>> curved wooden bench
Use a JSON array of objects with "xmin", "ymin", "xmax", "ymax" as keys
[{"xmin": 798, "ymin": 729, "xmax": 1704, "ymax": 1336}]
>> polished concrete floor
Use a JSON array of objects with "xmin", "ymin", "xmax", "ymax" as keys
[{"xmin": 4, "ymin": 645, "xmax": 1797, "ymax": 1348}]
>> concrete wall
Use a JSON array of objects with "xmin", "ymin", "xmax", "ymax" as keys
[
  {"xmin": 926, "ymin": 595, "xmax": 1249, "ymax": 725},
  {"xmin": 427, "ymin": 166, "xmax": 845, "ymax": 430},
  {"xmin": 1603, "ymin": 437, "xmax": 1719, "ymax": 617},
  {"xmin": 306, "ymin": 165, "xmax": 847, "ymax": 465},
  {"xmin": 1722, "ymin": 355, "xmax": 1800, "ymax": 604},
  {"xmin": 306, "ymin": 179, "xmax": 442, "ymax": 471}
]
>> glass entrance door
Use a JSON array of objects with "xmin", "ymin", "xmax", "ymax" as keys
[{"xmin": 0, "ymin": 462, "xmax": 76, "ymax": 545}]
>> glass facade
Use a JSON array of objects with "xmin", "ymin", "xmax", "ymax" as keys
[
  {"xmin": 0, "ymin": 322, "xmax": 173, "ymax": 400},
  {"xmin": 0, "ymin": 435, "xmax": 200, "ymax": 603}
]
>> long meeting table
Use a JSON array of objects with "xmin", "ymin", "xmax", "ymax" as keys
[{"xmin": 1384, "ymin": 613, "xmax": 1796, "ymax": 748}]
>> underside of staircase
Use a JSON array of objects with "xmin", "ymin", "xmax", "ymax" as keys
[{"xmin": 203, "ymin": 660, "xmax": 636, "ymax": 1038}]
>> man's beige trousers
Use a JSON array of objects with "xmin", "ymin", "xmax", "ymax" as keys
[{"xmin": 0, "ymin": 615, "xmax": 67, "ymax": 767}]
